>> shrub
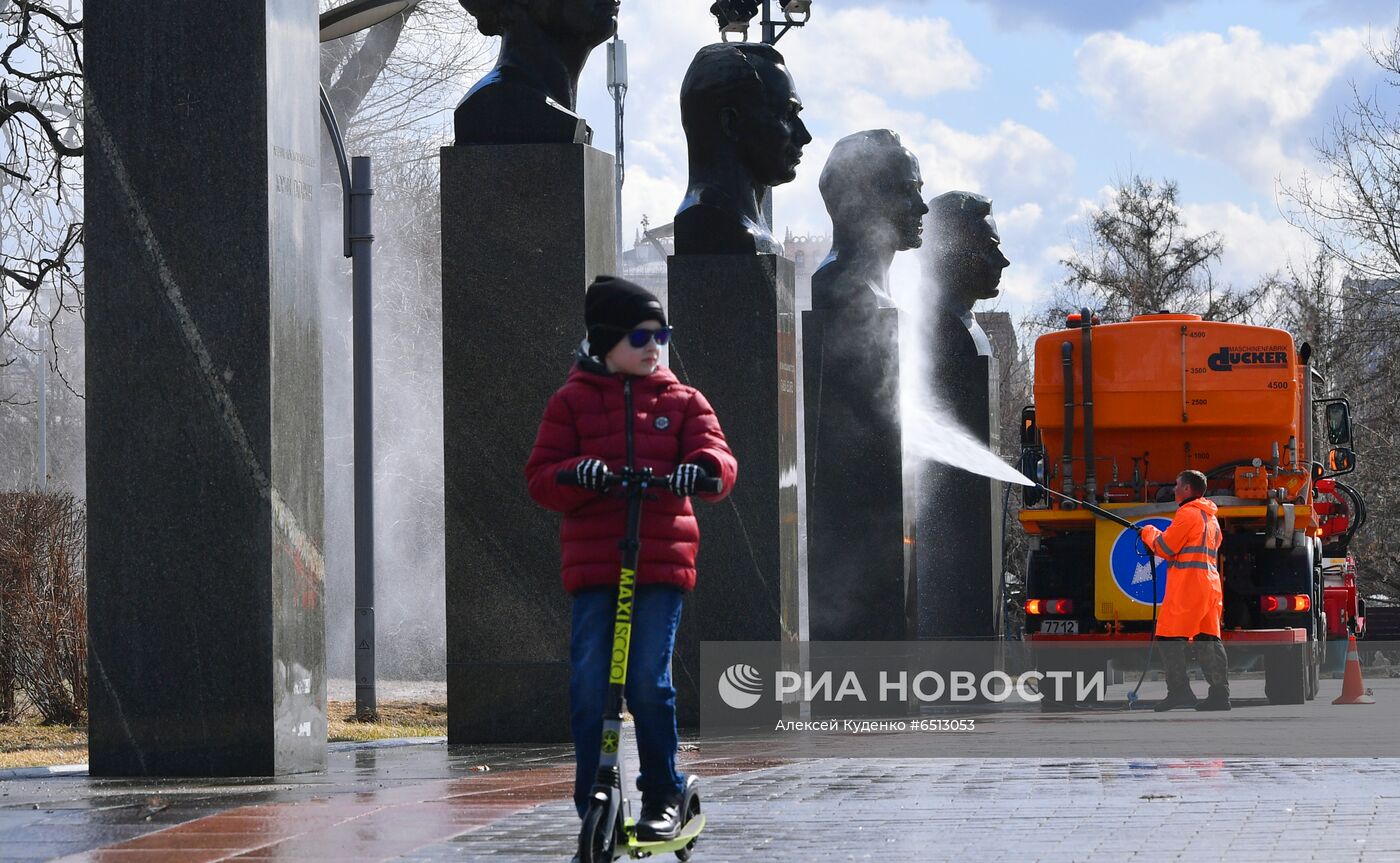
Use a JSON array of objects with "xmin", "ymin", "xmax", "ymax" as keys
[{"xmin": 0, "ymin": 491, "xmax": 87, "ymax": 726}]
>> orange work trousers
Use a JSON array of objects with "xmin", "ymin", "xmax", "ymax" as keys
[{"xmin": 1155, "ymin": 566, "xmax": 1222, "ymax": 638}]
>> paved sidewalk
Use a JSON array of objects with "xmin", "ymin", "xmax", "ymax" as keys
[
  {"xmin": 435, "ymin": 757, "xmax": 1400, "ymax": 862},
  {"xmin": 2, "ymin": 738, "xmax": 1399, "ymax": 861}
]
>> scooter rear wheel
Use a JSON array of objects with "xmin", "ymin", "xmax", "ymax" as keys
[
  {"xmin": 578, "ymin": 802, "xmax": 619, "ymax": 863},
  {"xmin": 674, "ymin": 792, "xmax": 702, "ymax": 861}
]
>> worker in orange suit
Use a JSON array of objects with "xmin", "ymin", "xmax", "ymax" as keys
[{"xmin": 1138, "ymin": 469, "xmax": 1230, "ymax": 712}]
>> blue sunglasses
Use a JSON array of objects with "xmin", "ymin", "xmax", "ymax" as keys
[{"xmin": 621, "ymin": 326, "xmax": 672, "ymax": 348}]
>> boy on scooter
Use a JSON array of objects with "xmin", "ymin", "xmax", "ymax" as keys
[{"xmin": 525, "ymin": 275, "xmax": 738, "ymax": 844}]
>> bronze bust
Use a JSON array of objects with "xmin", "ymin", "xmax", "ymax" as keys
[
  {"xmin": 674, "ymin": 42, "xmax": 811, "ymax": 256},
  {"xmin": 923, "ymin": 191, "xmax": 1009, "ymax": 318},
  {"xmin": 811, "ymin": 130, "xmax": 928, "ymax": 312},
  {"xmin": 455, "ymin": 0, "xmax": 619, "ymax": 146}
]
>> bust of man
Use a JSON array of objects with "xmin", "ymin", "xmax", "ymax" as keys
[
  {"xmin": 674, "ymin": 42, "xmax": 812, "ymax": 256},
  {"xmin": 923, "ymin": 190, "xmax": 1010, "ymax": 357},
  {"xmin": 811, "ymin": 130, "xmax": 928, "ymax": 312},
  {"xmin": 455, "ymin": 0, "xmax": 618, "ymax": 146},
  {"xmin": 923, "ymin": 191, "xmax": 1009, "ymax": 317}
]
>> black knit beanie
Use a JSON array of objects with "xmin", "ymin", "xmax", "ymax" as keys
[{"xmin": 585, "ymin": 275, "xmax": 667, "ymax": 359}]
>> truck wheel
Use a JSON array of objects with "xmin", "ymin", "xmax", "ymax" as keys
[
  {"xmin": 1305, "ymin": 637, "xmax": 1321, "ymax": 701},
  {"xmin": 1264, "ymin": 645, "xmax": 1307, "ymax": 705},
  {"xmin": 1306, "ymin": 611, "xmax": 1326, "ymax": 700}
]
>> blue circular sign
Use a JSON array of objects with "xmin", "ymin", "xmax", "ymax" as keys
[{"xmin": 1110, "ymin": 517, "xmax": 1173, "ymax": 605}]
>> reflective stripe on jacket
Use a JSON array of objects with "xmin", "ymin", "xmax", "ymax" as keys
[
  {"xmin": 1139, "ymin": 496, "xmax": 1225, "ymax": 638},
  {"xmin": 1142, "ymin": 496, "xmax": 1222, "ymax": 578}
]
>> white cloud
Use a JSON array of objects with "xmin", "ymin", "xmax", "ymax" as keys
[
  {"xmin": 780, "ymin": 7, "xmax": 983, "ymax": 99},
  {"xmin": 1035, "ymin": 86, "xmax": 1059, "ymax": 111},
  {"xmin": 588, "ymin": 4, "xmax": 994, "ymax": 231},
  {"xmin": 1076, "ymin": 26, "xmax": 1369, "ymax": 191},
  {"xmin": 999, "ymin": 202, "xmax": 1044, "ymax": 232},
  {"xmin": 1181, "ymin": 201, "xmax": 1313, "ymax": 288},
  {"xmin": 921, "ymin": 119, "xmax": 1075, "ymax": 201}
]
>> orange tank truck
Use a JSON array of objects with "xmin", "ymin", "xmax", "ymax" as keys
[{"xmin": 1016, "ymin": 311, "xmax": 1364, "ymax": 707}]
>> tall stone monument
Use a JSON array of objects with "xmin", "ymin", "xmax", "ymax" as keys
[
  {"xmin": 915, "ymin": 191, "xmax": 1010, "ymax": 640},
  {"xmin": 85, "ymin": 0, "xmax": 324, "ymax": 776},
  {"xmin": 804, "ymin": 130, "xmax": 926, "ymax": 642},
  {"xmin": 668, "ymin": 42, "xmax": 809, "ymax": 723},
  {"xmin": 444, "ymin": 0, "xmax": 618, "ymax": 743}
]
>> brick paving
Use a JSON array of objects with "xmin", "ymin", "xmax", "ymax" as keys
[
  {"xmin": 2, "ymin": 737, "xmax": 1399, "ymax": 860},
  {"xmin": 424, "ymin": 757, "xmax": 1400, "ymax": 862}
]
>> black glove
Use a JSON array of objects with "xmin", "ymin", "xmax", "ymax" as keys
[
  {"xmin": 670, "ymin": 463, "xmax": 707, "ymax": 498},
  {"xmin": 575, "ymin": 458, "xmax": 610, "ymax": 491}
]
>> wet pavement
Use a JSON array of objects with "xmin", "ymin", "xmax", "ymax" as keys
[{"xmin": 1, "ymin": 725, "xmax": 1398, "ymax": 860}]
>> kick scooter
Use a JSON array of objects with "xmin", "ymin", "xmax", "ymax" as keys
[{"xmin": 559, "ymin": 466, "xmax": 720, "ymax": 863}]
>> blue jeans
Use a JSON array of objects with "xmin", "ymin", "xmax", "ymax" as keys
[{"xmin": 571, "ymin": 584, "xmax": 685, "ymax": 818}]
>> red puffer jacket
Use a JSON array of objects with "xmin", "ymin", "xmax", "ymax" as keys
[{"xmin": 525, "ymin": 353, "xmax": 738, "ymax": 593}]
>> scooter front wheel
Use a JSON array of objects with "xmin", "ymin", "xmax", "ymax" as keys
[
  {"xmin": 578, "ymin": 801, "xmax": 620, "ymax": 863},
  {"xmin": 674, "ymin": 791, "xmax": 702, "ymax": 861}
]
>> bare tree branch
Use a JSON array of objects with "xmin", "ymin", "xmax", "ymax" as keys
[
  {"xmin": 1, "ymin": 0, "xmax": 83, "ymax": 392},
  {"xmin": 1033, "ymin": 174, "xmax": 1269, "ymax": 330}
]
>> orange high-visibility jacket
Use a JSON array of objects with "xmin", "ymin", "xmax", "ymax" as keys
[{"xmin": 1139, "ymin": 496, "xmax": 1224, "ymax": 638}]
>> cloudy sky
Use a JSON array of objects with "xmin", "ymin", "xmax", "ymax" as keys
[{"xmin": 561, "ymin": 0, "xmax": 1400, "ymax": 317}]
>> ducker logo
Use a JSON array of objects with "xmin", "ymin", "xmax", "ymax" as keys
[
  {"xmin": 717, "ymin": 664, "xmax": 764, "ymax": 709},
  {"xmin": 1207, "ymin": 346, "xmax": 1289, "ymax": 372}
]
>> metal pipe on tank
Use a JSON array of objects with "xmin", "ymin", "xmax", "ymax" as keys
[
  {"xmin": 1300, "ymin": 343, "xmax": 1314, "ymax": 476},
  {"xmin": 1061, "ymin": 341, "xmax": 1075, "ymax": 498},
  {"xmin": 1080, "ymin": 308, "xmax": 1098, "ymax": 505}
]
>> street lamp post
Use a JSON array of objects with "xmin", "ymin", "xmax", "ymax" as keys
[
  {"xmin": 36, "ymin": 333, "xmax": 45, "ymax": 492},
  {"xmin": 25, "ymin": 289, "xmax": 54, "ymax": 492},
  {"xmin": 710, "ymin": 0, "xmax": 810, "ymax": 44},
  {"xmin": 320, "ymin": 0, "xmax": 419, "ymax": 722},
  {"xmin": 35, "ymin": 325, "xmax": 47, "ymax": 493},
  {"xmin": 607, "ymin": 36, "xmax": 628, "ymax": 259}
]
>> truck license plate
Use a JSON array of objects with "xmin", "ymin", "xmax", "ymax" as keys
[{"xmin": 1041, "ymin": 620, "xmax": 1079, "ymax": 634}]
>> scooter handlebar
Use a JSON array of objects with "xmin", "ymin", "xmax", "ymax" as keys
[{"xmin": 556, "ymin": 468, "xmax": 722, "ymax": 494}]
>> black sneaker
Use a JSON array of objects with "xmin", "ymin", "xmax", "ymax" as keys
[
  {"xmin": 634, "ymin": 796, "xmax": 683, "ymax": 842},
  {"xmin": 1153, "ymin": 690, "xmax": 1199, "ymax": 712}
]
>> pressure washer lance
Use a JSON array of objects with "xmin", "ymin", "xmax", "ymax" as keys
[{"xmin": 1031, "ymin": 482, "xmax": 1162, "ymax": 709}]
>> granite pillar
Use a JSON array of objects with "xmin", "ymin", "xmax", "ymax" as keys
[
  {"xmin": 667, "ymin": 255, "xmax": 802, "ymax": 726},
  {"xmin": 915, "ymin": 312, "xmax": 1002, "ymax": 639},
  {"xmin": 803, "ymin": 307, "xmax": 915, "ymax": 641},
  {"xmin": 442, "ymin": 144, "xmax": 616, "ymax": 743},
  {"xmin": 85, "ymin": 0, "xmax": 324, "ymax": 776}
]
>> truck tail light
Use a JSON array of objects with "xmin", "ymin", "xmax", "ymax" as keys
[
  {"xmin": 1026, "ymin": 598, "xmax": 1073, "ymax": 616},
  {"xmin": 1261, "ymin": 594, "xmax": 1310, "ymax": 613}
]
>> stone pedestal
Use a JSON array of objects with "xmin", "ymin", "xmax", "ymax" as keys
[
  {"xmin": 667, "ymin": 255, "xmax": 802, "ymax": 726},
  {"xmin": 441, "ymin": 144, "xmax": 616, "ymax": 743},
  {"xmin": 803, "ymin": 307, "xmax": 915, "ymax": 641},
  {"xmin": 916, "ymin": 312, "xmax": 1002, "ymax": 640},
  {"xmin": 85, "ymin": 0, "xmax": 324, "ymax": 777}
]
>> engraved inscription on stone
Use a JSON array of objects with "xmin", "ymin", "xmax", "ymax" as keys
[
  {"xmin": 273, "ymin": 144, "xmax": 317, "ymax": 168},
  {"xmin": 276, "ymin": 174, "xmax": 313, "ymax": 201}
]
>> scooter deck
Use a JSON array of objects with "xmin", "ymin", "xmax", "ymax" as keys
[{"xmin": 626, "ymin": 814, "xmax": 706, "ymax": 854}]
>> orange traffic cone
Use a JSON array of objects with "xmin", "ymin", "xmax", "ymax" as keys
[{"xmin": 1333, "ymin": 634, "xmax": 1375, "ymax": 705}]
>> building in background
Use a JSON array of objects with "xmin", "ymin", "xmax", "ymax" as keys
[{"xmin": 783, "ymin": 229, "xmax": 830, "ymax": 311}]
